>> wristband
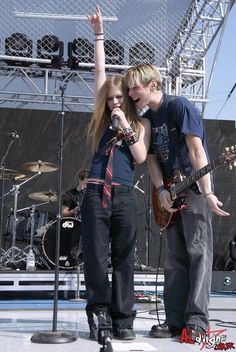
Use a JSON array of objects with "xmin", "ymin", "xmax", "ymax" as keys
[
  {"xmin": 95, "ymin": 32, "xmax": 104, "ymax": 36},
  {"xmin": 123, "ymin": 127, "xmax": 134, "ymax": 135},
  {"xmin": 156, "ymin": 185, "xmax": 166, "ymax": 196},
  {"xmin": 124, "ymin": 133, "xmax": 139, "ymax": 146},
  {"xmin": 95, "ymin": 38, "xmax": 104, "ymax": 41}
]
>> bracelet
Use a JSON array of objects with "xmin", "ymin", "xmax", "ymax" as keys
[
  {"xmin": 124, "ymin": 133, "xmax": 139, "ymax": 146},
  {"xmin": 123, "ymin": 127, "xmax": 134, "ymax": 135},
  {"xmin": 204, "ymin": 191, "xmax": 214, "ymax": 197},
  {"xmin": 95, "ymin": 32, "xmax": 104, "ymax": 36},
  {"xmin": 156, "ymin": 185, "xmax": 166, "ymax": 196},
  {"xmin": 95, "ymin": 38, "xmax": 104, "ymax": 41}
]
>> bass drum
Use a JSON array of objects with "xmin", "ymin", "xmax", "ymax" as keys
[{"xmin": 41, "ymin": 217, "xmax": 82, "ymax": 270}]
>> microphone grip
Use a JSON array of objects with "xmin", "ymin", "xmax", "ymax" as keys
[{"xmin": 110, "ymin": 115, "xmax": 119, "ymax": 131}]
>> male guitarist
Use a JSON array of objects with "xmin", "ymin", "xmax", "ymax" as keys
[{"xmin": 124, "ymin": 64, "xmax": 230, "ymax": 341}]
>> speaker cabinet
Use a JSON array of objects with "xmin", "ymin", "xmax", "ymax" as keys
[{"xmin": 211, "ymin": 271, "xmax": 236, "ymax": 292}]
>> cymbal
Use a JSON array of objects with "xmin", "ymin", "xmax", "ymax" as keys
[
  {"xmin": 0, "ymin": 168, "xmax": 26, "ymax": 181},
  {"xmin": 29, "ymin": 191, "xmax": 57, "ymax": 203},
  {"xmin": 21, "ymin": 161, "xmax": 58, "ymax": 173}
]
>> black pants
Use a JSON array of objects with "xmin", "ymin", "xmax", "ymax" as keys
[{"xmin": 80, "ymin": 184, "xmax": 137, "ymax": 327}]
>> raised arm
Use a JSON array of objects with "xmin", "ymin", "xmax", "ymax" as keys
[{"xmin": 88, "ymin": 5, "xmax": 106, "ymax": 104}]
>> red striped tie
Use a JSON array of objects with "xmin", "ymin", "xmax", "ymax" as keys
[{"xmin": 101, "ymin": 140, "xmax": 116, "ymax": 208}]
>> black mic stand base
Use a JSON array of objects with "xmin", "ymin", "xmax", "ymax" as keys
[{"xmin": 31, "ymin": 330, "xmax": 77, "ymax": 344}]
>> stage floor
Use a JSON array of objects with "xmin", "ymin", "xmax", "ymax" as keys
[{"xmin": 0, "ymin": 294, "xmax": 235, "ymax": 352}]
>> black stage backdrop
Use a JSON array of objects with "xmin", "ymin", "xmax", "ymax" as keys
[{"xmin": 0, "ymin": 108, "xmax": 235, "ymax": 270}]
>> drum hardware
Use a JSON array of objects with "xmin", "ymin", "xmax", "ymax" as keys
[
  {"xmin": 134, "ymin": 173, "xmax": 145, "ymax": 194},
  {"xmin": 21, "ymin": 160, "xmax": 58, "ymax": 173},
  {"xmin": 1, "ymin": 171, "xmax": 42, "ymax": 267},
  {"xmin": 17, "ymin": 201, "xmax": 51, "ymax": 248},
  {"xmin": 134, "ymin": 243, "xmax": 147, "ymax": 271},
  {"xmin": 135, "ymin": 173, "xmax": 153, "ymax": 267},
  {"xmin": 21, "ymin": 244, "xmax": 51, "ymax": 270},
  {"xmin": 0, "ymin": 168, "xmax": 27, "ymax": 181},
  {"xmin": 1, "ymin": 160, "xmax": 57, "ymax": 266},
  {"xmin": 29, "ymin": 190, "xmax": 57, "ymax": 203},
  {"xmin": 0, "ymin": 133, "xmax": 19, "ymax": 260},
  {"xmin": 1, "ymin": 246, "xmax": 26, "ymax": 269}
]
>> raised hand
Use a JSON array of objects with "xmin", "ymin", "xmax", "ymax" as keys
[{"xmin": 88, "ymin": 5, "xmax": 103, "ymax": 34}]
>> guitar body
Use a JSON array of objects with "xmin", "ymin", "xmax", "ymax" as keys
[
  {"xmin": 152, "ymin": 173, "xmax": 188, "ymax": 230},
  {"xmin": 152, "ymin": 188, "xmax": 178, "ymax": 230},
  {"xmin": 151, "ymin": 146, "xmax": 236, "ymax": 230}
]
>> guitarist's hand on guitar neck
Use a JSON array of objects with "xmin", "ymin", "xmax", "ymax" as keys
[{"xmin": 204, "ymin": 192, "xmax": 230, "ymax": 217}]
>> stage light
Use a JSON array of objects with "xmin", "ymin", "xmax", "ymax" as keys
[
  {"xmin": 104, "ymin": 39, "xmax": 124, "ymax": 66},
  {"xmin": 129, "ymin": 42, "xmax": 155, "ymax": 65},
  {"xmin": 37, "ymin": 35, "xmax": 64, "ymax": 68},
  {"xmin": 67, "ymin": 37, "xmax": 93, "ymax": 69},
  {"xmin": 4, "ymin": 32, "xmax": 33, "ymax": 66}
]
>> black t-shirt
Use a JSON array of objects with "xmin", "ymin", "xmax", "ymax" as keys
[{"xmin": 63, "ymin": 188, "xmax": 85, "ymax": 210}]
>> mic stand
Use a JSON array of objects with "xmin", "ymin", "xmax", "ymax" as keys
[
  {"xmin": 0, "ymin": 138, "xmax": 15, "ymax": 251},
  {"xmin": 145, "ymin": 175, "xmax": 152, "ymax": 266},
  {"xmin": 31, "ymin": 83, "xmax": 77, "ymax": 344},
  {"xmin": 96, "ymin": 312, "xmax": 113, "ymax": 352},
  {"xmin": 141, "ymin": 174, "xmax": 155, "ymax": 268}
]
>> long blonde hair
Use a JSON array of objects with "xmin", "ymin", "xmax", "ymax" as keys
[{"xmin": 88, "ymin": 75, "xmax": 142, "ymax": 153}]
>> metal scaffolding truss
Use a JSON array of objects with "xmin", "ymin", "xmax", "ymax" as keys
[
  {"xmin": 0, "ymin": 0, "xmax": 234, "ymax": 112},
  {"xmin": 167, "ymin": 0, "xmax": 235, "ymax": 103}
]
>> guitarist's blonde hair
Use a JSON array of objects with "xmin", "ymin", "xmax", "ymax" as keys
[{"xmin": 124, "ymin": 63, "xmax": 163, "ymax": 91}]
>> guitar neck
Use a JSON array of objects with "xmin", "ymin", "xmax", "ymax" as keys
[{"xmin": 175, "ymin": 158, "xmax": 222, "ymax": 195}]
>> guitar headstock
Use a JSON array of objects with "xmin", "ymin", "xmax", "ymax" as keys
[{"xmin": 223, "ymin": 145, "xmax": 236, "ymax": 169}]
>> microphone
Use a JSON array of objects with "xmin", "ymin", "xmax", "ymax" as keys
[
  {"xmin": 109, "ymin": 115, "xmax": 119, "ymax": 131},
  {"xmin": 9, "ymin": 131, "xmax": 19, "ymax": 139}
]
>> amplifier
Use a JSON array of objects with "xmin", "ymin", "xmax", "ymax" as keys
[{"xmin": 211, "ymin": 271, "xmax": 236, "ymax": 292}]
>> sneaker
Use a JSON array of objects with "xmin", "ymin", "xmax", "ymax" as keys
[
  {"xmin": 186, "ymin": 324, "xmax": 206, "ymax": 341},
  {"xmin": 149, "ymin": 322, "xmax": 182, "ymax": 338},
  {"xmin": 89, "ymin": 322, "xmax": 98, "ymax": 341},
  {"xmin": 113, "ymin": 326, "xmax": 135, "ymax": 340}
]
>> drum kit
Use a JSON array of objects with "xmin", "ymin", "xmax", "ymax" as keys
[{"xmin": 1, "ymin": 160, "xmax": 82, "ymax": 270}]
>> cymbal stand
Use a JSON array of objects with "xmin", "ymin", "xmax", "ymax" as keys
[
  {"xmin": 15, "ymin": 202, "xmax": 52, "ymax": 270},
  {"xmin": 18, "ymin": 201, "xmax": 49, "ymax": 248},
  {"xmin": 21, "ymin": 201, "xmax": 49, "ymax": 264},
  {"xmin": 0, "ymin": 138, "xmax": 17, "ymax": 251},
  {"xmin": 2, "ymin": 173, "xmax": 41, "ymax": 266}
]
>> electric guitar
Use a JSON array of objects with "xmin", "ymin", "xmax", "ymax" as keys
[{"xmin": 152, "ymin": 146, "xmax": 236, "ymax": 230}]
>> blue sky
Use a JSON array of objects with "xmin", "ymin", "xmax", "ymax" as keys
[{"xmin": 204, "ymin": 4, "xmax": 236, "ymax": 121}]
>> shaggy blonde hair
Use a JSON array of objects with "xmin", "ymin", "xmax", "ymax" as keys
[
  {"xmin": 124, "ymin": 63, "xmax": 163, "ymax": 91},
  {"xmin": 88, "ymin": 75, "xmax": 142, "ymax": 153}
]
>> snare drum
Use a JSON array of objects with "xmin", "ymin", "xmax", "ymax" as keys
[{"xmin": 41, "ymin": 217, "xmax": 82, "ymax": 269}]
